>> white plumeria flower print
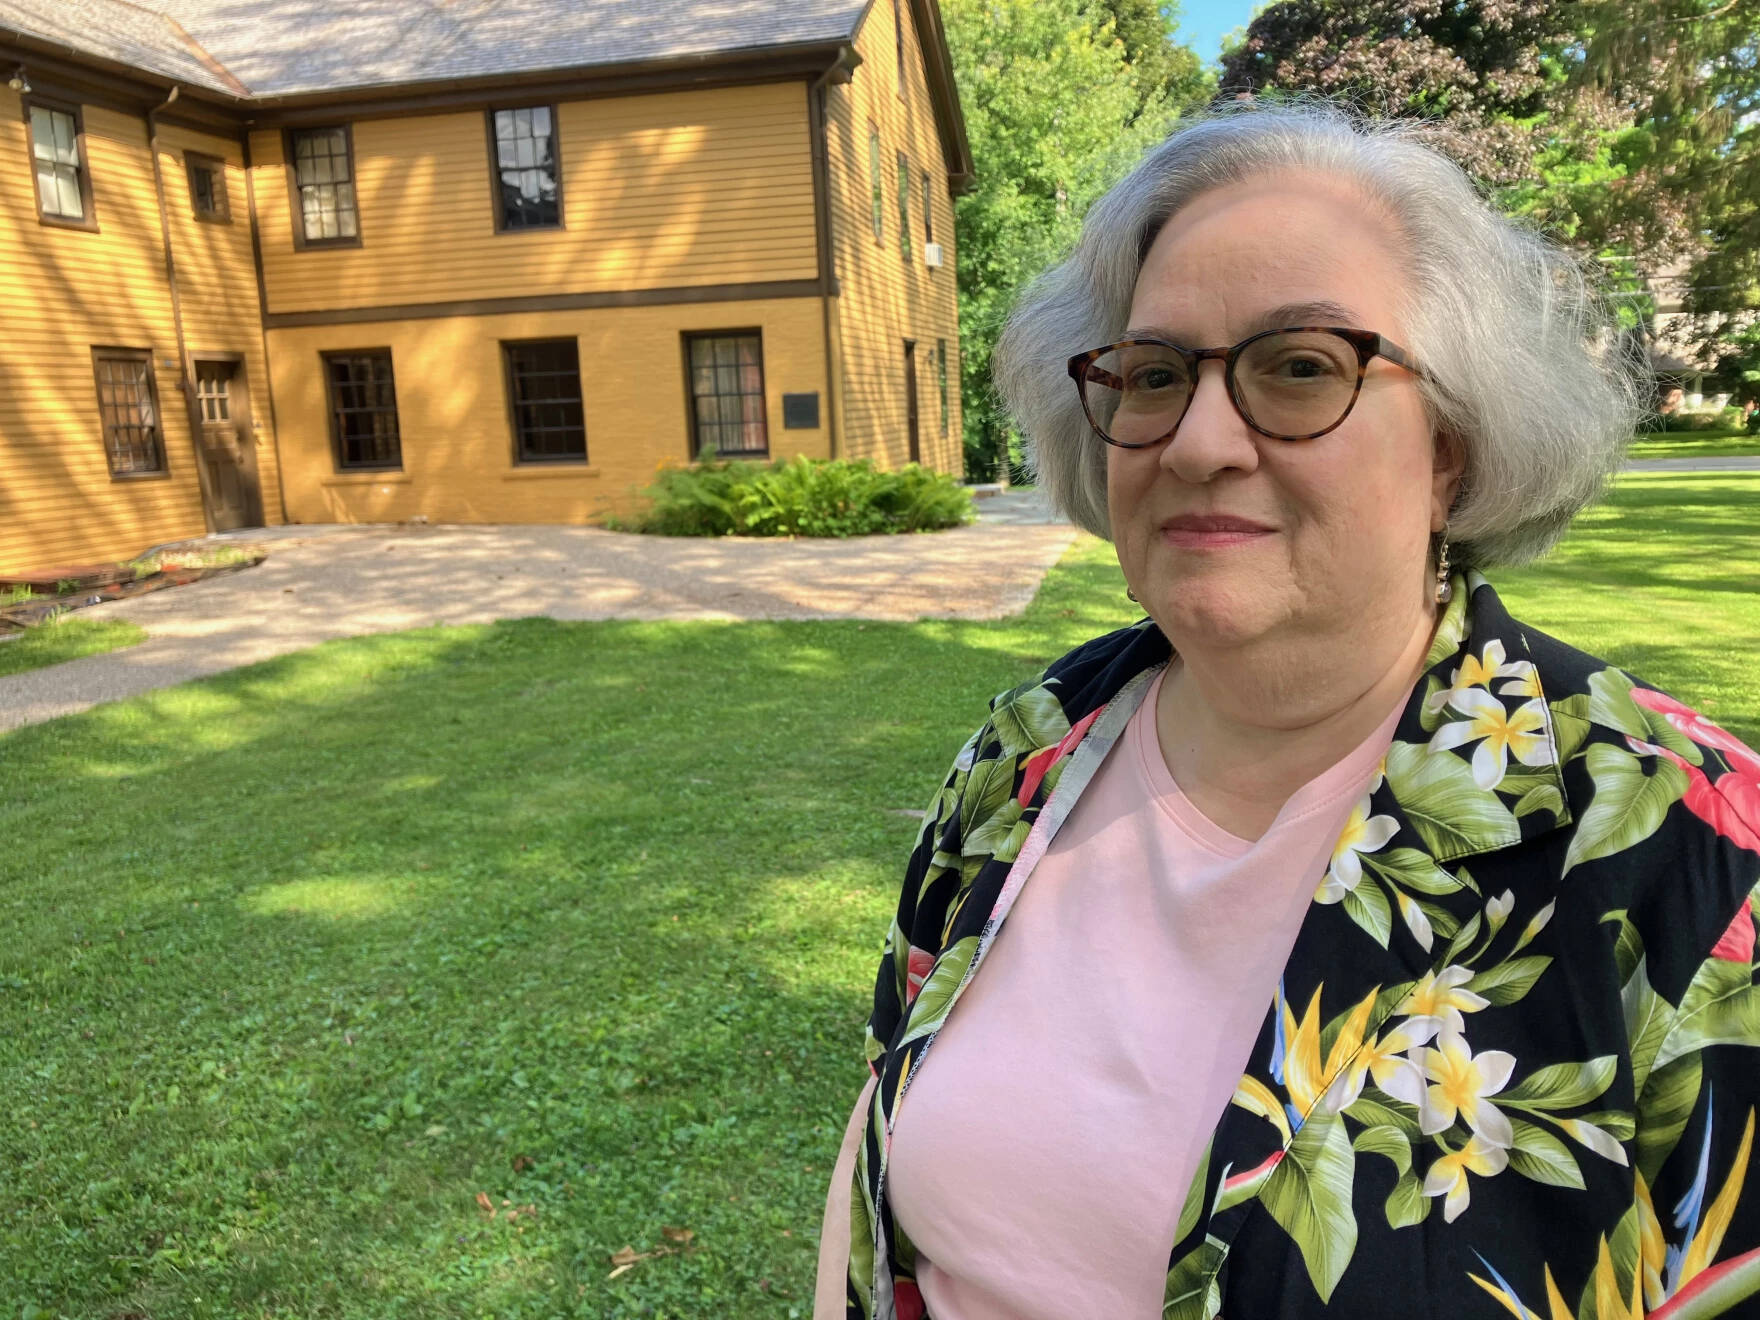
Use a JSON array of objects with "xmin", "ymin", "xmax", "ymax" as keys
[
  {"xmin": 1352, "ymin": 1015, "xmax": 1441, "ymax": 1111},
  {"xmin": 1428, "ymin": 690, "xmax": 1553, "ymax": 790},
  {"xmin": 1417, "ymin": 1031, "xmax": 1518, "ymax": 1149},
  {"xmin": 1395, "ymin": 965, "xmax": 1490, "ymax": 1036},
  {"xmin": 1395, "ymin": 890, "xmax": 1435, "ymax": 951},
  {"xmin": 1424, "ymin": 640, "xmax": 1538, "ymax": 714},
  {"xmin": 1316, "ymin": 793, "xmax": 1399, "ymax": 902},
  {"xmin": 1424, "ymin": 1133, "xmax": 1510, "ymax": 1223}
]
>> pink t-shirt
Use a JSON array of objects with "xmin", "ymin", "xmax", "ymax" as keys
[{"xmin": 885, "ymin": 665, "xmax": 1404, "ymax": 1320}]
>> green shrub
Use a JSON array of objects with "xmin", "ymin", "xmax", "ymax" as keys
[{"xmin": 628, "ymin": 455, "xmax": 976, "ymax": 537}]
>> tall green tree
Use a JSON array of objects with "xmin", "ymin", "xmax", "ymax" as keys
[
  {"xmin": 1575, "ymin": 0, "xmax": 1760, "ymax": 388},
  {"xmin": 946, "ymin": 0, "xmax": 1209, "ymax": 480},
  {"xmin": 1097, "ymin": 0, "xmax": 1210, "ymax": 119}
]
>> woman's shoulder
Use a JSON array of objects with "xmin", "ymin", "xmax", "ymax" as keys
[
  {"xmin": 1498, "ymin": 606, "xmax": 1759, "ymax": 984},
  {"xmin": 987, "ymin": 616, "xmax": 1171, "ymax": 729}
]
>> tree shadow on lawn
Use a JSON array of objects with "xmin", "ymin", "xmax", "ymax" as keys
[{"xmin": 0, "ymin": 551, "xmax": 1135, "ymax": 1319}]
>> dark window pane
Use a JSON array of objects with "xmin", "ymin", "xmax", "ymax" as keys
[
  {"xmin": 93, "ymin": 354, "xmax": 166, "ymax": 475},
  {"xmin": 684, "ymin": 333, "xmax": 767, "ymax": 456},
  {"xmin": 493, "ymin": 107, "xmax": 561, "ymax": 230},
  {"xmin": 505, "ymin": 339, "xmax": 586, "ymax": 462},
  {"xmin": 292, "ymin": 128, "xmax": 358, "ymax": 242},
  {"xmin": 326, "ymin": 352, "xmax": 402, "ymax": 469}
]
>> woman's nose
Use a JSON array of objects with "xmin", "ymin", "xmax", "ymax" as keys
[{"xmin": 1158, "ymin": 361, "xmax": 1260, "ymax": 482}]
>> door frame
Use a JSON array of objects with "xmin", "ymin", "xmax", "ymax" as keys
[{"xmin": 191, "ymin": 351, "xmax": 265, "ymax": 529}]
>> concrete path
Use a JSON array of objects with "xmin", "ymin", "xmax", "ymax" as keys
[
  {"xmin": 0, "ymin": 496, "xmax": 1075, "ymax": 732},
  {"xmin": 1625, "ymin": 456, "xmax": 1760, "ymax": 473}
]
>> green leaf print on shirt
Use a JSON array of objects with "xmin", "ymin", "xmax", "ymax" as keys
[
  {"xmin": 1383, "ymin": 742, "xmax": 1521, "ymax": 860},
  {"xmin": 1258, "ymin": 1107, "xmax": 1359, "ymax": 1302}
]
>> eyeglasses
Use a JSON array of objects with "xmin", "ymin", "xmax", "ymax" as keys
[{"xmin": 1066, "ymin": 326, "xmax": 1424, "ymax": 447}]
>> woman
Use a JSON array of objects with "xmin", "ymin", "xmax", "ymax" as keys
[{"xmin": 817, "ymin": 102, "xmax": 1760, "ymax": 1320}]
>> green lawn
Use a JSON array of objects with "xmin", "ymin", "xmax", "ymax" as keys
[
  {"xmin": 1, "ymin": 473, "xmax": 1755, "ymax": 1319},
  {"xmin": 1627, "ymin": 429, "xmax": 1760, "ymax": 461},
  {"xmin": 0, "ymin": 618, "xmax": 146, "ymax": 678}
]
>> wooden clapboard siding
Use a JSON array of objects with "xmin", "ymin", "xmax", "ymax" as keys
[
  {"xmin": 823, "ymin": 0, "xmax": 962, "ymax": 474},
  {"xmin": 269, "ymin": 296, "xmax": 829, "ymax": 528},
  {"xmin": 253, "ymin": 82, "xmax": 820, "ymax": 315},
  {"xmin": 158, "ymin": 122, "xmax": 284, "ymax": 527},
  {"xmin": 0, "ymin": 91, "xmax": 210, "ymax": 574}
]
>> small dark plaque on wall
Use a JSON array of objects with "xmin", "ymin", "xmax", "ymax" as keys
[{"xmin": 782, "ymin": 392, "xmax": 821, "ymax": 429}]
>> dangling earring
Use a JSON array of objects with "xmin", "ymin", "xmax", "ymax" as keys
[
  {"xmin": 1434, "ymin": 532, "xmax": 1453, "ymax": 604},
  {"xmin": 1126, "ymin": 586, "xmax": 1139, "ymax": 604}
]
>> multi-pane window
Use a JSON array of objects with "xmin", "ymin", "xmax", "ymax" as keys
[
  {"xmin": 29, "ymin": 103, "xmax": 91, "ymax": 223},
  {"xmin": 895, "ymin": 0, "xmax": 907, "ymax": 94},
  {"xmin": 868, "ymin": 124, "xmax": 884, "ymax": 243},
  {"xmin": 937, "ymin": 338, "xmax": 950, "ymax": 436},
  {"xmin": 685, "ymin": 332, "xmax": 768, "ymax": 459},
  {"xmin": 922, "ymin": 170, "xmax": 933, "ymax": 246},
  {"xmin": 503, "ymin": 339, "xmax": 586, "ymax": 462},
  {"xmin": 489, "ymin": 106, "xmax": 561, "ymax": 231},
  {"xmin": 196, "ymin": 367, "xmax": 231, "ymax": 422},
  {"xmin": 290, "ymin": 127, "xmax": 359, "ymax": 244},
  {"xmin": 322, "ymin": 350, "xmax": 401, "ymax": 470},
  {"xmin": 897, "ymin": 152, "xmax": 912, "ymax": 259},
  {"xmin": 91, "ymin": 350, "xmax": 166, "ymax": 477},
  {"xmin": 186, "ymin": 152, "xmax": 229, "ymax": 222}
]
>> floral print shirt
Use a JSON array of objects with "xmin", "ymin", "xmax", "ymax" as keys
[{"xmin": 848, "ymin": 572, "xmax": 1760, "ymax": 1320}]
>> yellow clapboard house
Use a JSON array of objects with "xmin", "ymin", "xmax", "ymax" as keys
[{"xmin": 0, "ymin": 0, "xmax": 971, "ymax": 574}]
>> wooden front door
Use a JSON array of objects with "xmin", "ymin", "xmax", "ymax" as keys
[
  {"xmin": 904, "ymin": 340, "xmax": 921, "ymax": 464},
  {"xmin": 194, "ymin": 358, "xmax": 264, "ymax": 531}
]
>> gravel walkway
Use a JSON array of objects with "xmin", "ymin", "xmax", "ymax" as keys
[{"xmin": 0, "ymin": 492, "xmax": 1073, "ymax": 732}]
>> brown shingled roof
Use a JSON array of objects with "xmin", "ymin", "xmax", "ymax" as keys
[{"xmin": 0, "ymin": 0, "xmax": 872, "ymax": 98}]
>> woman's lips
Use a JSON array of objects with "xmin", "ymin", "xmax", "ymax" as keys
[{"xmin": 1159, "ymin": 515, "xmax": 1275, "ymax": 549}]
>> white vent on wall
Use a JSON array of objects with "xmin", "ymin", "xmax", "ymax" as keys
[{"xmin": 924, "ymin": 242, "xmax": 944, "ymax": 268}]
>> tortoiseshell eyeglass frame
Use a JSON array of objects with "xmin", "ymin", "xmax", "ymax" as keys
[{"xmin": 1065, "ymin": 325, "xmax": 1427, "ymax": 447}]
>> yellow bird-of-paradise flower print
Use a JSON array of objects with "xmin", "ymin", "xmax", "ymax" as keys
[
  {"xmin": 1469, "ymin": 1235, "xmax": 1643, "ymax": 1320},
  {"xmin": 1272, "ymin": 981, "xmax": 1381, "ymax": 1121},
  {"xmin": 1469, "ymin": 1111, "xmax": 1760, "ymax": 1320},
  {"xmin": 1429, "ymin": 689, "xmax": 1554, "ymax": 790}
]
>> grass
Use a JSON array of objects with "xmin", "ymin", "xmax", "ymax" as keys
[
  {"xmin": 1627, "ymin": 429, "xmax": 1760, "ymax": 461},
  {"xmin": 0, "ymin": 618, "xmax": 147, "ymax": 678},
  {"xmin": 1495, "ymin": 472, "xmax": 1760, "ymax": 745},
  {"xmin": 1, "ymin": 472, "xmax": 1754, "ymax": 1319}
]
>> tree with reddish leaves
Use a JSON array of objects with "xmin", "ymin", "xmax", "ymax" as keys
[{"xmin": 1218, "ymin": 0, "xmax": 1570, "ymax": 185}]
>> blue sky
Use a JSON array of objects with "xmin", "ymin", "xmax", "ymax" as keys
[{"xmin": 1173, "ymin": 0, "xmax": 1264, "ymax": 67}]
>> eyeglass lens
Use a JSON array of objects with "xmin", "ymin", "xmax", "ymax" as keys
[{"xmin": 1082, "ymin": 331, "xmax": 1360, "ymax": 443}]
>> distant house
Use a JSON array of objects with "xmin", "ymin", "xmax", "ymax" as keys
[
  {"xmin": 0, "ymin": 0, "xmax": 972, "ymax": 574},
  {"xmin": 1638, "ymin": 258, "xmax": 1733, "ymax": 412}
]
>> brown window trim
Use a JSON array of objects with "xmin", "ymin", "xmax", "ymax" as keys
[
  {"xmin": 681, "ymin": 328, "xmax": 770, "ymax": 461},
  {"xmin": 484, "ymin": 105, "xmax": 565, "ymax": 235},
  {"xmin": 320, "ymin": 348, "xmax": 403, "ymax": 472},
  {"xmin": 897, "ymin": 150, "xmax": 912, "ymax": 260},
  {"xmin": 23, "ymin": 96, "xmax": 99, "ymax": 232},
  {"xmin": 284, "ymin": 124, "xmax": 363, "ymax": 250},
  {"xmin": 868, "ymin": 121, "xmax": 884, "ymax": 246},
  {"xmin": 895, "ymin": 0, "xmax": 907, "ymax": 97},
  {"xmin": 184, "ymin": 149, "xmax": 231, "ymax": 223},
  {"xmin": 90, "ymin": 347, "xmax": 170, "ymax": 480},
  {"xmin": 921, "ymin": 169, "xmax": 933, "ymax": 246},
  {"xmin": 501, "ymin": 337, "xmax": 588, "ymax": 465}
]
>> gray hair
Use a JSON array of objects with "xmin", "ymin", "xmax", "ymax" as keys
[{"xmin": 992, "ymin": 99, "xmax": 1650, "ymax": 567}]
